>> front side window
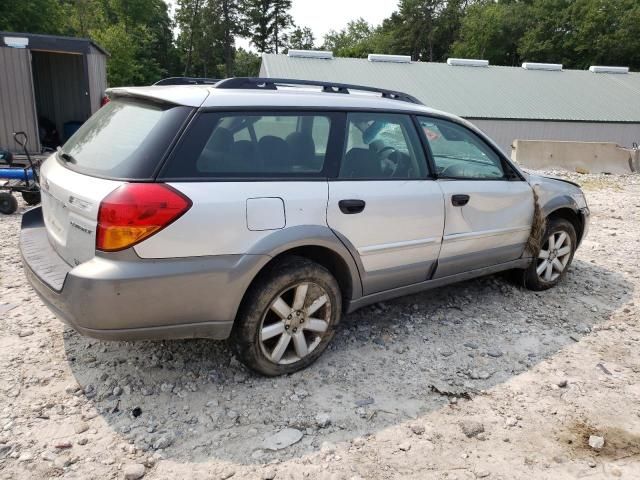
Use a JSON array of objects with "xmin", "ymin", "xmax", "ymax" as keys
[
  {"xmin": 339, "ymin": 113, "xmax": 427, "ymax": 180},
  {"xmin": 418, "ymin": 117, "xmax": 505, "ymax": 179},
  {"xmin": 162, "ymin": 112, "xmax": 333, "ymax": 178}
]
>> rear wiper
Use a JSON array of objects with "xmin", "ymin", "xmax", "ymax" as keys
[{"xmin": 57, "ymin": 147, "xmax": 76, "ymax": 164}]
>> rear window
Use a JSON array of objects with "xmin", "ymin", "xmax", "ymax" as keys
[
  {"xmin": 161, "ymin": 112, "xmax": 337, "ymax": 179},
  {"xmin": 59, "ymin": 98, "xmax": 191, "ymax": 179}
]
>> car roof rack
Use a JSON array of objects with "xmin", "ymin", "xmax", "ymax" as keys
[
  {"xmin": 153, "ymin": 77, "xmax": 220, "ymax": 86},
  {"xmin": 214, "ymin": 77, "xmax": 423, "ymax": 105}
]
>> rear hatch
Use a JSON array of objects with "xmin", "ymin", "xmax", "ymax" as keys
[{"xmin": 40, "ymin": 95, "xmax": 195, "ymax": 266}]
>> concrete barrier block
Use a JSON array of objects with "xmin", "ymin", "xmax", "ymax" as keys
[{"xmin": 511, "ymin": 140, "xmax": 635, "ymax": 174}]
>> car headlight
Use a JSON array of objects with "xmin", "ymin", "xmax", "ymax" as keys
[{"xmin": 571, "ymin": 192, "xmax": 588, "ymax": 209}]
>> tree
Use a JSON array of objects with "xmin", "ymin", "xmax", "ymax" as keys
[
  {"xmin": 517, "ymin": 0, "xmax": 573, "ymax": 65},
  {"xmin": 394, "ymin": 0, "xmax": 440, "ymax": 61},
  {"xmin": 60, "ymin": 0, "xmax": 106, "ymax": 37},
  {"xmin": 244, "ymin": 0, "xmax": 295, "ymax": 53},
  {"xmin": 147, "ymin": 0, "xmax": 181, "ymax": 79},
  {"xmin": 432, "ymin": 0, "xmax": 467, "ymax": 61},
  {"xmin": 322, "ymin": 18, "xmax": 377, "ymax": 57},
  {"xmin": 234, "ymin": 48, "xmax": 262, "ymax": 76},
  {"xmin": 214, "ymin": 0, "xmax": 246, "ymax": 77},
  {"xmin": 176, "ymin": 0, "xmax": 203, "ymax": 76},
  {"xmin": 382, "ymin": 0, "xmax": 468, "ymax": 62},
  {"xmin": 452, "ymin": 0, "xmax": 530, "ymax": 66},
  {"xmin": 321, "ymin": 2, "xmax": 467, "ymax": 61},
  {"xmin": 0, "ymin": 0, "xmax": 65, "ymax": 35},
  {"xmin": 519, "ymin": 0, "xmax": 640, "ymax": 70},
  {"xmin": 288, "ymin": 26, "xmax": 315, "ymax": 51},
  {"xmin": 271, "ymin": 0, "xmax": 294, "ymax": 54},
  {"xmin": 244, "ymin": 0, "xmax": 272, "ymax": 53},
  {"xmin": 92, "ymin": 24, "xmax": 144, "ymax": 86}
]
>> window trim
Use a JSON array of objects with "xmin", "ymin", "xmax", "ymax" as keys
[
  {"xmin": 333, "ymin": 111, "xmax": 433, "ymax": 182},
  {"xmin": 158, "ymin": 110, "xmax": 344, "ymax": 181},
  {"xmin": 412, "ymin": 115, "xmax": 437, "ymax": 178},
  {"xmin": 416, "ymin": 115, "xmax": 524, "ymax": 182}
]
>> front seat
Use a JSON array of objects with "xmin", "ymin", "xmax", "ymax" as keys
[{"xmin": 341, "ymin": 148, "xmax": 382, "ymax": 178}]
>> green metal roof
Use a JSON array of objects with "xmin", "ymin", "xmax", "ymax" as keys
[{"xmin": 261, "ymin": 54, "xmax": 640, "ymax": 123}]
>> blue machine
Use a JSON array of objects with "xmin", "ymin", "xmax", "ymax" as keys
[
  {"xmin": 0, "ymin": 167, "xmax": 34, "ymax": 181},
  {"xmin": 0, "ymin": 132, "xmax": 41, "ymax": 214}
]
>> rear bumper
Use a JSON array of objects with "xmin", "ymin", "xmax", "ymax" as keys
[{"xmin": 20, "ymin": 207, "xmax": 270, "ymax": 341}]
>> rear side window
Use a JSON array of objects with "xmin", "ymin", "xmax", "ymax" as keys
[
  {"xmin": 162, "ymin": 112, "xmax": 336, "ymax": 178},
  {"xmin": 339, "ymin": 113, "xmax": 428, "ymax": 180},
  {"xmin": 60, "ymin": 99, "xmax": 192, "ymax": 179}
]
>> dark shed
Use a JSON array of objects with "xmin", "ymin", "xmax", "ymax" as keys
[{"xmin": 0, "ymin": 32, "xmax": 108, "ymax": 153}]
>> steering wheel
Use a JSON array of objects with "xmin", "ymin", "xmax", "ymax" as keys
[
  {"xmin": 374, "ymin": 145, "xmax": 398, "ymax": 176},
  {"xmin": 441, "ymin": 164, "xmax": 468, "ymax": 178},
  {"xmin": 376, "ymin": 145, "xmax": 396, "ymax": 157}
]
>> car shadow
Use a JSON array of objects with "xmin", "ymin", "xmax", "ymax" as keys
[{"xmin": 63, "ymin": 259, "xmax": 632, "ymax": 465}]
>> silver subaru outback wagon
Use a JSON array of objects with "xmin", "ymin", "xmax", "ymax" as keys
[{"xmin": 20, "ymin": 77, "xmax": 589, "ymax": 376}]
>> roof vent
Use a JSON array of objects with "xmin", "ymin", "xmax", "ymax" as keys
[
  {"xmin": 287, "ymin": 49, "xmax": 333, "ymax": 60},
  {"xmin": 589, "ymin": 65, "xmax": 629, "ymax": 74},
  {"xmin": 3, "ymin": 36, "xmax": 29, "ymax": 48},
  {"xmin": 447, "ymin": 58, "xmax": 489, "ymax": 67},
  {"xmin": 522, "ymin": 62, "xmax": 562, "ymax": 71},
  {"xmin": 368, "ymin": 54, "xmax": 411, "ymax": 63}
]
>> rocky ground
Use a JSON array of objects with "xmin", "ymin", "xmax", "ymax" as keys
[{"xmin": 0, "ymin": 171, "xmax": 639, "ymax": 479}]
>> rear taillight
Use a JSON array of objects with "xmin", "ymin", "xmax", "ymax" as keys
[{"xmin": 96, "ymin": 183, "xmax": 191, "ymax": 252}]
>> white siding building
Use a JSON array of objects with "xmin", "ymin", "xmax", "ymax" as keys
[{"xmin": 260, "ymin": 53, "xmax": 640, "ymax": 155}]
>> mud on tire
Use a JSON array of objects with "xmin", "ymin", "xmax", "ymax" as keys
[
  {"xmin": 231, "ymin": 256, "xmax": 342, "ymax": 376},
  {"xmin": 521, "ymin": 217, "xmax": 577, "ymax": 291}
]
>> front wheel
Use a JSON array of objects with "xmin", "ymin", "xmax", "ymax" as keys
[
  {"xmin": 522, "ymin": 217, "xmax": 577, "ymax": 291},
  {"xmin": 232, "ymin": 256, "xmax": 342, "ymax": 376}
]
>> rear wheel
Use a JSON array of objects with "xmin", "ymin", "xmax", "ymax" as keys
[
  {"xmin": 21, "ymin": 190, "xmax": 41, "ymax": 205},
  {"xmin": 232, "ymin": 256, "xmax": 342, "ymax": 376},
  {"xmin": 522, "ymin": 217, "xmax": 576, "ymax": 290},
  {"xmin": 0, "ymin": 192, "xmax": 18, "ymax": 214}
]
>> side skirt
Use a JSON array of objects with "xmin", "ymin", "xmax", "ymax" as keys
[{"xmin": 345, "ymin": 258, "xmax": 531, "ymax": 313}]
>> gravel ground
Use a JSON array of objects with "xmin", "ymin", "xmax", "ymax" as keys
[{"xmin": 1, "ymin": 171, "xmax": 639, "ymax": 479}]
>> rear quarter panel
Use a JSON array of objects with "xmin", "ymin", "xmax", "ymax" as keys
[{"xmin": 133, "ymin": 181, "xmax": 329, "ymax": 258}]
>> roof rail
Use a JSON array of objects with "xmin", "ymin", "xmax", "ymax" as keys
[
  {"xmin": 214, "ymin": 77, "xmax": 423, "ymax": 105},
  {"xmin": 153, "ymin": 77, "xmax": 220, "ymax": 86}
]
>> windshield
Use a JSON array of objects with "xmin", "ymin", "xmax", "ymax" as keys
[{"xmin": 59, "ymin": 98, "xmax": 192, "ymax": 179}]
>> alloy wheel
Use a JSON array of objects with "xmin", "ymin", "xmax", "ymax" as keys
[
  {"xmin": 536, "ymin": 231, "xmax": 572, "ymax": 282},
  {"xmin": 259, "ymin": 282, "xmax": 332, "ymax": 365}
]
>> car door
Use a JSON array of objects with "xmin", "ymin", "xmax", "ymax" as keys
[
  {"xmin": 327, "ymin": 112, "xmax": 445, "ymax": 295},
  {"xmin": 417, "ymin": 116, "xmax": 534, "ymax": 279}
]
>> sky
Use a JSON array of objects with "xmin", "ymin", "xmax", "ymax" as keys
[
  {"xmin": 289, "ymin": 0, "xmax": 398, "ymax": 45},
  {"xmin": 165, "ymin": 0, "xmax": 399, "ymax": 50}
]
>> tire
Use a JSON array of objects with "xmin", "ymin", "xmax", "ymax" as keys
[
  {"xmin": 521, "ymin": 217, "xmax": 577, "ymax": 291},
  {"xmin": 21, "ymin": 190, "xmax": 41, "ymax": 205},
  {"xmin": 0, "ymin": 192, "xmax": 18, "ymax": 215},
  {"xmin": 232, "ymin": 256, "xmax": 342, "ymax": 376}
]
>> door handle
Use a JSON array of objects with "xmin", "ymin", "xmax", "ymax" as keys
[
  {"xmin": 339, "ymin": 199, "xmax": 366, "ymax": 214},
  {"xmin": 451, "ymin": 194, "xmax": 470, "ymax": 207}
]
